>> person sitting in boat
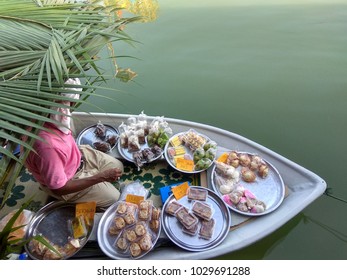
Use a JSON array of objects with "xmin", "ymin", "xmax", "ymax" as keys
[{"xmin": 24, "ymin": 78, "xmax": 123, "ymax": 208}]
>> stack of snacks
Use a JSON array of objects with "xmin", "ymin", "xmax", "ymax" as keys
[
  {"xmin": 118, "ymin": 112, "xmax": 172, "ymax": 169},
  {"xmin": 222, "ymin": 186, "xmax": 267, "ymax": 214},
  {"xmin": 108, "ymin": 200, "xmax": 161, "ymax": 259},
  {"xmin": 108, "ymin": 202, "xmax": 137, "ymax": 236},
  {"xmin": 164, "ymin": 188, "xmax": 216, "ymax": 240},
  {"xmin": 213, "ymin": 151, "xmax": 269, "ymax": 214},
  {"xmin": 146, "ymin": 116, "xmax": 172, "ymax": 149}
]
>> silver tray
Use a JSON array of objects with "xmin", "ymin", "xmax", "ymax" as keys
[
  {"xmin": 117, "ymin": 136, "xmax": 163, "ymax": 164},
  {"xmin": 24, "ymin": 201, "xmax": 93, "ymax": 259},
  {"xmin": 211, "ymin": 151, "xmax": 285, "ymax": 216},
  {"xmin": 161, "ymin": 186, "xmax": 231, "ymax": 252},
  {"xmin": 76, "ymin": 123, "xmax": 119, "ymax": 152},
  {"xmin": 164, "ymin": 131, "xmax": 215, "ymax": 174},
  {"xmin": 97, "ymin": 201, "xmax": 161, "ymax": 259}
]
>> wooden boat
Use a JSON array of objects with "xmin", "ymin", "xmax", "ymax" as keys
[{"xmin": 70, "ymin": 111, "xmax": 326, "ymax": 260}]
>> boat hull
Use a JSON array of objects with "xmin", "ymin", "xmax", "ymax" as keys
[{"xmin": 72, "ymin": 112, "xmax": 326, "ymax": 259}]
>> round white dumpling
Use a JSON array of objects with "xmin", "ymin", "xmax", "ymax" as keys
[{"xmin": 219, "ymin": 184, "xmax": 233, "ymax": 195}]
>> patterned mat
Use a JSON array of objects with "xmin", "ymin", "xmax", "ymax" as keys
[
  {"xmin": 0, "ymin": 168, "xmax": 49, "ymax": 218},
  {"xmin": 0, "ymin": 159, "xmax": 204, "ymax": 218},
  {"xmin": 119, "ymin": 159, "xmax": 204, "ymax": 208}
]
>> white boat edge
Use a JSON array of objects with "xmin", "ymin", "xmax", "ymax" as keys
[{"xmin": 72, "ymin": 112, "xmax": 327, "ymax": 260}]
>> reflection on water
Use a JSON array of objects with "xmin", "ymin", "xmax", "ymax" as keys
[{"xmin": 78, "ymin": 0, "xmax": 347, "ymax": 259}]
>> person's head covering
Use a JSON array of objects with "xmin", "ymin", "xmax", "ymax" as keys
[
  {"xmin": 62, "ymin": 78, "xmax": 82, "ymax": 100},
  {"xmin": 50, "ymin": 78, "xmax": 82, "ymax": 134}
]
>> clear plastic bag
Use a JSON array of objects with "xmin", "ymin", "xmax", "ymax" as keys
[{"xmin": 119, "ymin": 180, "xmax": 149, "ymax": 201}]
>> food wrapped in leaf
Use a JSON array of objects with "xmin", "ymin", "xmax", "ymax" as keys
[
  {"xmin": 205, "ymin": 147, "xmax": 217, "ymax": 161},
  {"xmin": 203, "ymin": 140, "xmax": 217, "ymax": 151},
  {"xmin": 195, "ymin": 158, "xmax": 212, "ymax": 171},
  {"xmin": 193, "ymin": 147, "xmax": 205, "ymax": 162}
]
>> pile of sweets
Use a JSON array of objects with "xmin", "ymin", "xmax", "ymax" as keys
[{"xmin": 118, "ymin": 111, "xmax": 172, "ymax": 169}]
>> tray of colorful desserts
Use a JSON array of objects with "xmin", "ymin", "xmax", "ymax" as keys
[
  {"xmin": 161, "ymin": 186, "xmax": 231, "ymax": 252},
  {"xmin": 164, "ymin": 129, "xmax": 217, "ymax": 173},
  {"xmin": 97, "ymin": 199, "xmax": 161, "ymax": 259},
  {"xmin": 210, "ymin": 150, "xmax": 285, "ymax": 216},
  {"xmin": 76, "ymin": 121, "xmax": 119, "ymax": 153},
  {"xmin": 117, "ymin": 113, "xmax": 172, "ymax": 169}
]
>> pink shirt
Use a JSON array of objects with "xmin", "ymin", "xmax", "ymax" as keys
[{"xmin": 25, "ymin": 123, "xmax": 81, "ymax": 189}]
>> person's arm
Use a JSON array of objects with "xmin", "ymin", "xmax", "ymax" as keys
[{"xmin": 51, "ymin": 168, "xmax": 122, "ymax": 196}]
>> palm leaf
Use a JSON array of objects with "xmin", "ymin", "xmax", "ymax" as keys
[{"xmin": 0, "ymin": 0, "xmax": 146, "ymax": 206}]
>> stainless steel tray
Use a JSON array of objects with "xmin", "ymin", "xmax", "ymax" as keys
[
  {"xmin": 117, "ymin": 136, "xmax": 163, "ymax": 163},
  {"xmin": 97, "ymin": 201, "xmax": 161, "ymax": 259},
  {"xmin": 161, "ymin": 186, "xmax": 231, "ymax": 252},
  {"xmin": 24, "ymin": 201, "xmax": 93, "ymax": 259},
  {"xmin": 76, "ymin": 123, "xmax": 119, "ymax": 152},
  {"xmin": 211, "ymin": 151, "xmax": 285, "ymax": 216},
  {"xmin": 164, "ymin": 131, "xmax": 215, "ymax": 174}
]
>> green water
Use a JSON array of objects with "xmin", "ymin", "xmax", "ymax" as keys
[{"xmin": 79, "ymin": 0, "xmax": 347, "ymax": 259}]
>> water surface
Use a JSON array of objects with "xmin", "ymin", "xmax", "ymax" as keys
[{"xmin": 79, "ymin": 0, "xmax": 347, "ymax": 259}]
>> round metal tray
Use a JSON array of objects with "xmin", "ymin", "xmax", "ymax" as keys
[
  {"xmin": 161, "ymin": 186, "xmax": 231, "ymax": 252},
  {"xmin": 24, "ymin": 201, "xmax": 93, "ymax": 259},
  {"xmin": 164, "ymin": 131, "xmax": 216, "ymax": 174},
  {"xmin": 211, "ymin": 151, "xmax": 285, "ymax": 216},
  {"xmin": 76, "ymin": 123, "xmax": 119, "ymax": 152},
  {"xmin": 97, "ymin": 201, "xmax": 161, "ymax": 259},
  {"xmin": 117, "ymin": 136, "xmax": 163, "ymax": 164}
]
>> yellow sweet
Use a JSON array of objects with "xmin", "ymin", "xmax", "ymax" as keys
[
  {"xmin": 173, "ymin": 155, "xmax": 185, "ymax": 165},
  {"xmin": 174, "ymin": 146, "xmax": 186, "ymax": 155},
  {"xmin": 170, "ymin": 136, "xmax": 182, "ymax": 147}
]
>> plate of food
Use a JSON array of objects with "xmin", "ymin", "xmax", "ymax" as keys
[
  {"xmin": 211, "ymin": 150, "xmax": 285, "ymax": 216},
  {"xmin": 76, "ymin": 121, "xmax": 119, "ymax": 153},
  {"xmin": 161, "ymin": 186, "xmax": 231, "ymax": 252},
  {"xmin": 117, "ymin": 136, "xmax": 164, "ymax": 169},
  {"xmin": 25, "ymin": 201, "xmax": 94, "ymax": 260},
  {"xmin": 117, "ymin": 115, "xmax": 172, "ymax": 169},
  {"xmin": 164, "ymin": 129, "xmax": 217, "ymax": 174},
  {"xmin": 97, "ymin": 200, "xmax": 161, "ymax": 259}
]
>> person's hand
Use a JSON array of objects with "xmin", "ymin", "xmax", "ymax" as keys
[{"xmin": 99, "ymin": 168, "xmax": 122, "ymax": 182}]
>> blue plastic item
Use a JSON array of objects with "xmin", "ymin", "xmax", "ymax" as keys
[{"xmin": 159, "ymin": 181, "xmax": 191, "ymax": 204}]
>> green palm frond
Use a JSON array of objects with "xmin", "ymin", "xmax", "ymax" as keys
[{"xmin": 0, "ymin": 0, "xmax": 148, "ymax": 207}]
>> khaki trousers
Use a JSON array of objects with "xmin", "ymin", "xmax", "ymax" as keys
[{"xmin": 44, "ymin": 145, "xmax": 123, "ymax": 208}]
